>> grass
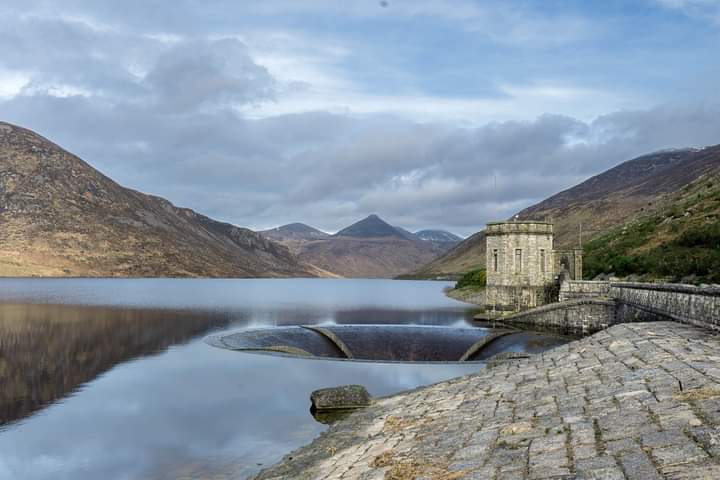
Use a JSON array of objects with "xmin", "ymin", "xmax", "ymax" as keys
[
  {"xmin": 583, "ymin": 175, "xmax": 720, "ymax": 284},
  {"xmin": 674, "ymin": 387, "xmax": 720, "ymax": 402}
]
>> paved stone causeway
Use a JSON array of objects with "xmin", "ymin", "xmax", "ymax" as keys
[{"xmin": 255, "ymin": 322, "xmax": 720, "ymax": 479}]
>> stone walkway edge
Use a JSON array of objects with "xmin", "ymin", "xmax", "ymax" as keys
[{"xmin": 255, "ymin": 321, "xmax": 720, "ymax": 479}]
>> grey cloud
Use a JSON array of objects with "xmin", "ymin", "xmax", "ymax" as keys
[
  {"xmin": 3, "ymin": 91, "xmax": 720, "ymax": 236},
  {"xmin": 145, "ymin": 39, "xmax": 275, "ymax": 112},
  {"xmin": 0, "ymin": 3, "xmax": 719, "ymax": 236}
]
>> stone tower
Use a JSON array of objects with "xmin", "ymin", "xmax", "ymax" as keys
[{"xmin": 485, "ymin": 221, "xmax": 556, "ymax": 312}]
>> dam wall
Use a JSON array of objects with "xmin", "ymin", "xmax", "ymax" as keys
[
  {"xmin": 610, "ymin": 282, "xmax": 720, "ymax": 332},
  {"xmin": 501, "ymin": 298, "xmax": 617, "ymax": 335},
  {"xmin": 496, "ymin": 281, "xmax": 720, "ymax": 335}
]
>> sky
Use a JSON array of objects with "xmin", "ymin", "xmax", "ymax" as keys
[{"xmin": 0, "ymin": 0, "xmax": 719, "ymax": 236}]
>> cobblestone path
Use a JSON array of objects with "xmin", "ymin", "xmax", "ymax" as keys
[{"xmin": 255, "ymin": 322, "xmax": 720, "ymax": 479}]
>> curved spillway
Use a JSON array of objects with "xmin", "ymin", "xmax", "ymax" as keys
[{"xmin": 207, "ymin": 324, "xmax": 571, "ymax": 363}]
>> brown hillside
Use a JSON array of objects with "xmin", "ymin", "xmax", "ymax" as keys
[
  {"xmin": 0, "ymin": 122, "xmax": 313, "ymax": 277},
  {"xmin": 298, "ymin": 236, "xmax": 446, "ymax": 278}
]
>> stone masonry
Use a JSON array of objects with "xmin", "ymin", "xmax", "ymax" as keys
[
  {"xmin": 560, "ymin": 281, "xmax": 612, "ymax": 302},
  {"xmin": 485, "ymin": 221, "xmax": 555, "ymax": 312},
  {"xmin": 500, "ymin": 298, "xmax": 618, "ymax": 335},
  {"xmin": 556, "ymin": 281, "xmax": 720, "ymax": 333},
  {"xmin": 485, "ymin": 221, "xmax": 582, "ymax": 313},
  {"xmin": 611, "ymin": 283, "xmax": 720, "ymax": 333},
  {"xmin": 256, "ymin": 322, "xmax": 720, "ymax": 479}
]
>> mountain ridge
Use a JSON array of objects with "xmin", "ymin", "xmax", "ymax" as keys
[
  {"xmin": 261, "ymin": 214, "xmax": 450, "ymax": 278},
  {"xmin": 415, "ymin": 229, "xmax": 463, "ymax": 243},
  {"xmin": 261, "ymin": 223, "xmax": 330, "ymax": 241}
]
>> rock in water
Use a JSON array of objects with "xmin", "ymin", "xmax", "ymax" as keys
[{"xmin": 310, "ymin": 385, "xmax": 371, "ymax": 411}]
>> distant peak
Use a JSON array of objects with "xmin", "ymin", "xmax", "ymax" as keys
[
  {"xmin": 335, "ymin": 214, "xmax": 404, "ymax": 238},
  {"xmin": 414, "ymin": 230, "xmax": 463, "ymax": 243},
  {"xmin": 260, "ymin": 222, "xmax": 329, "ymax": 240}
]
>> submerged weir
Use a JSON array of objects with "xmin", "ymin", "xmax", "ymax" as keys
[{"xmin": 207, "ymin": 324, "xmax": 570, "ymax": 363}]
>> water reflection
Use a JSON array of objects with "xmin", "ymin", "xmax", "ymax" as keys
[
  {"xmin": 0, "ymin": 279, "xmax": 562, "ymax": 480},
  {"xmin": 0, "ymin": 303, "xmax": 231, "ymax": 427}
]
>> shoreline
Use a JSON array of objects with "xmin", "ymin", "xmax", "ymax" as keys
[{"xmin": 444, "ymin": 285, "xmax": 486, "ymax": 307}]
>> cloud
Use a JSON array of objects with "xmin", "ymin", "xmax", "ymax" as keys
[
  {"xmin": 144, "ymin": 39, "xmax": 275, "ymax": 112},
  {"xmin": 0, "ymin": 1, "xmax": 718, "ymax": 237},
  {"xmin": 654, "ymin": 0, "xmax": 720, "ymax": 23},
  {"xmin": 6, "ymin": 88, "xmax": 718, "ymax": 237}
]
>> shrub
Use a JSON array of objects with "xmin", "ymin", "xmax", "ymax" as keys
[
  {"xmin": 455, "ymin": 268, "xmax": 487, "ymax": 289},
  {"xmin": 675, "ymin": 222, "xmax": 720, "ymax": 248}
]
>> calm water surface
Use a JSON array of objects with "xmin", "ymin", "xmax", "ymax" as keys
[{"xmin": 0, "ymin": 279, "xmax": 564, "ymax": 479}]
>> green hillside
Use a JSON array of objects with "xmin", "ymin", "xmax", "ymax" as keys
[{"xmin": 583, "ymin": 173, "xmax": 720, "ymax": 284}]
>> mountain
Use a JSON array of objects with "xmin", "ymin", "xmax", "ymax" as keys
[
  {"xmin": 393, "ymin": 226, "xmax": 421, "ymax": 241},
  {"xmin": 408, "ymin": 231, "xmax": 486, "ymax": 279},
  {"xmin": 0, "ymin": 122, "xmax": 313, "ymax": 277},
  {"xmin": 415, "ymin": 229, "xmax": 463, "ymax": 244},
  {"xmin": 259, "ymin": 224, "xmax": 334, "ymax": 274},
  {"xmin": 257, "ymin": 214, "xmax": 453, "ymax": 278},
  {"xmin": 334, "ymin": 214, "xmax": 404, "ymax": 238},
  {"xmin": 411, "ymin": 145, "xmax": 720, "ymax": 279},
  {"xmin": 298, "ymin": 235, "xmax": 446, "ymax": 278},
  {"xmin": 259, "ymin": 215, "xmax": 445, "ymax": 278},
  {"xmin": 261, "ymin": 223, "xmax": 330, "ymax": 241}
]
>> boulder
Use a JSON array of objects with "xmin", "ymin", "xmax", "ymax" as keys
[{"xmin": 310, "ymin": 385, "xmax": 371, "ymax": 411}]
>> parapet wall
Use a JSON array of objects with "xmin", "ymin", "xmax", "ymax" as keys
[
  {"xmin": 559, "ymin": 281, "xmax": 610, "ymax": 301},
  {"xmin": 485, "ymin": 221, "xmax": 553, "ymax": 236},
  {"xmin": 610, "ymin": 282, "xmax": 720, "ymax": 333},
  {"xmin": 497, "ymin": 281, "xmax": 720, "ymax": 335},
  {"xmin": 501, "ymin": 298, "xmax": 617, "ymax": 335}
]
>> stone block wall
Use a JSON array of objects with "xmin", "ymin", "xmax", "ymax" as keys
[
  {"xmin": 493, "ymin": 281, "xmax": 719, "ymax": 335},
  {"xmin": 501, "ymin": 299, "xmax": 617, "ymax": 335},
  {"xmin": 559, "ymin": 281, "xmax": 611, "ymax": 301},
  {"xmin": 485, "ymin": 285, "xmax": 549, "ymax": 312},
  {"xmin": 611, "ymin": 282, "xmax": 720, "ymax": 332},
  {"xmin": 553, "ymin": 249, "xmax": 583, "ymax": 281},
  {"xmin": 485, "ymin": 221, "xmax": 554, "ymax": 312}
]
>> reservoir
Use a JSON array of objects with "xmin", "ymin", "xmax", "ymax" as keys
[{"xmin": 0, "ymin": 278, "xmax": 570, "ymax": 479}]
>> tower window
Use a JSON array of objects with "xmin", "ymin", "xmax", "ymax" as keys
[
  {"xmin": 540, "ymin": 249, "xmax": 546, "ymax": 273},
  {"xmin": 493, "ymin": 249, "xmax": 498, "ymax": 272},
  {"xmin": 515, "ymin": 249, "xmax": 522, "ymax": 274}
]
